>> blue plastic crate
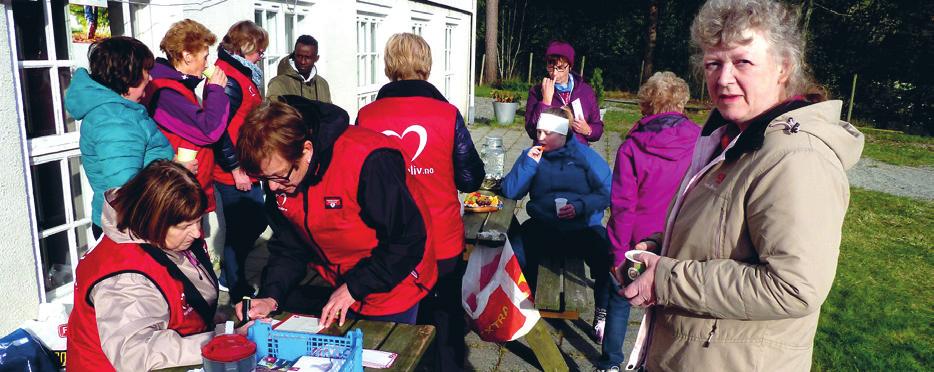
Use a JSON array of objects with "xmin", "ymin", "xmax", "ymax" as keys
[{"xmin": 248, "ymin": 321, "xmax": 363, "ymax": 372}]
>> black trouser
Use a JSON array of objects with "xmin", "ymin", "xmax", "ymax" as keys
[
  {"xmin": 417, "ymin": 256, "xmax": 467, "ymax": 372},
  {"xmin": 519, "ymin": 218, "xmax": 611, "ymax": 310}
]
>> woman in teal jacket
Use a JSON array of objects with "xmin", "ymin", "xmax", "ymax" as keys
[{"xmin": 65, "ymin": 37, "xmax": 174, "ymax": 237}]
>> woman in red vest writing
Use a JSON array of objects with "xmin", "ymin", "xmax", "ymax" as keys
[
  {"xmin": 233, "ymin": 99, "xmax": 437, "ymax": 328},
  {"xmin": 67, "ymin": 160, "xmax": 240, "ymax": 371}
]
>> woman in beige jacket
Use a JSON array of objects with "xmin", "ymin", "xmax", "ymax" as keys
[{"xmin": 620, "ymin": 0, "xmax": 864, "ymax": 371}]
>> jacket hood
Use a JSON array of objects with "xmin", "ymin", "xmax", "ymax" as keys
[
  {"xmin": 375, "ymin": 79, "xmax": 447, "ymax": 102},
  {"xmin": 278, "ymin": 95, "xmax": 350, "ymax": 186},
  {"xmin": 217, "ymin": 47, "xmax": 254, "ymax": 80},
  {"xmin": 99, "ymin": 189, "xmax": 148, "ymax": 245},
  {"xmin": 628, "ymin": 113, "xmax": 700, "ymax": 161},
  {"xmin": 768, "ymin": 100, "xmax": 865, "ymax": 170},
  {"xmin": 151, "ymin": 58, "xmax": 203, "ymax": 90},
  {"xmin": 64, "ymin": 68, "xmax": 142, "ymax": 120}
]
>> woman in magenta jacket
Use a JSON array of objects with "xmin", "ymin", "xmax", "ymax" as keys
[{"xmin": 600, "ymin": 71, "xmax": 700, "ymax": 371}]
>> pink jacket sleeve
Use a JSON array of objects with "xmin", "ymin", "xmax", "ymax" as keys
[{"xmin": 608, "ymin": 140, "xmax": 639, "ymax": 267}]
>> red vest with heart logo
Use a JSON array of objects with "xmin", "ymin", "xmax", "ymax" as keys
[
  {"xmin": 67, "ymin": 237, "xmax": 211, "ymax": 371},
  {"xmin": 357, "ymin": 97, "xmax": 464, "ymax": 259},
  {"xmin": 212, "ymin": 59, "xmax": 261, "ymax": 185},
  {"xmin": 275, "ymin": 126, "xmax": 438, "ymax": 315},
  {"xmin": 145, "ymin": 78, "xmax": 217, "ymax": 212}
]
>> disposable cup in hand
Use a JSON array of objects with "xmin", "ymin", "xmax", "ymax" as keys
[
  {"xmin": 555, "ymin": 198, "xmax": 568, "ymax": 214},
  {"xmin": 177, "ymin": 148, "xmax": 198, "ymax": 163},
  {"xmin": 202, "ymin": 65, "xmax": 217, "ymax": 79},
  {"xmin": 624, "ymin": 250, "xmax": 659, "ymax": 284}
]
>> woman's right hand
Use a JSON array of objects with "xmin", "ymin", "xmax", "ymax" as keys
[
  {"xmin": 235, "ymin": 297, "xmax": 278, "ymax": 320},
  {"xmin": 207, "ymin": 68, "xmax": 228, "ymax": 87},
  {"xmin": 541, "ymin": 77, "xmax": 555, "ymax": 105},
  {"xmin": 527, "ymin": 145, "xmax": 544, "ymax": 163},
  {"xmin": 231, "ymin": 168, "xmax": 252, "ymax": 191}
]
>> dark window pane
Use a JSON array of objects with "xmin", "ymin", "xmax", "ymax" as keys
[
  {"xmin": 60, "ymin": 67, "xmax": 76, "ymax": 132},
  {"xmin": 255, "ymin": 10, "xmax": 262, "ymax": 25},
  {"xmin": 68, "ymin": 156, "xmax": 86, "ymax": 221},
  {"xmin": 52, "ymin": 0, "xmax": 69, "ymax": 60},
  {"xmin": 31, "ymin": 161, "xmax": 66, "ymax": 231},
  {"xmin": 107, "ymin": 1, "xmax": 126, "ymax": 36},
  {"xmin": 20, "ymin": 68, "xmax": 57, "ymax": 139},
  {"xmin": 12, "ymin": 0, "xmax": 49, "ymax": 60},
  {"xmin": 41, "ymin": 231, "xmax": 73, "ymax": 292}
]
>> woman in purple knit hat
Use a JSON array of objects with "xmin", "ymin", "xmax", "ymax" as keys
[{"xmin": 525, "ymin": 41, "xmax": 604, "ymax": 145}]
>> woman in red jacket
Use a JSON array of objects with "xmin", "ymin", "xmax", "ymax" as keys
[{"xmin": 212, "ymin": 20, "xmax": 270, "ymax": 300}]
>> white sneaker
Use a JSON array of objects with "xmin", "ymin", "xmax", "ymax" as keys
[
  {"xmin": 218, "ymin": 283, "xmax": 229, "ymax": 292},
  {"xmin": 594, "ymin": 366, "xmax": 620, "ymax": 372}
]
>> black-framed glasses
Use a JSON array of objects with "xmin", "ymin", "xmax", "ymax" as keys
[
  {"xmin": 546, "ymin": 63, "xmax": 570, "ymax": 72},
  {"xmin": 254, "ymin": 164, "xmax": 295, "ymax": 184}
]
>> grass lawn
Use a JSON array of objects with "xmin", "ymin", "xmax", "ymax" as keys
[
  {"xmin": 856, "ymin": 127, "xmax": 934, "ymax": 168},
  {"xmin": 813, "ymin": 188, "xmax": 933, "ymax": 371}
]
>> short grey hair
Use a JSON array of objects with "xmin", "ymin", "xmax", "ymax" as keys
[{"xmin": 691, "ymin": 0, "xmax": 823, "ymax": 100}]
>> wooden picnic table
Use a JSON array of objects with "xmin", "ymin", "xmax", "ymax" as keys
[
  {"xmin": 157, "ymin": 315, "xmax": 435, "ymax": 372},
  {"xmin": 462, "ymin": 190, "xmax": 570, "ymax": 372}
]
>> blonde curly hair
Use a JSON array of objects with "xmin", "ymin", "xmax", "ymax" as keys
[
  {"xmin": 638, "ymin": 71, "xmax": 690, "ymax": 115},
  {"xmin": 691, "ymin": 0, "xmax": 824, "ymax": 101}
]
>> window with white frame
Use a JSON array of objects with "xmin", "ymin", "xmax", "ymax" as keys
[
  {"xmin": 254, "ymin": 2, "xmax": 309, "ymax": 92},
  {"xmin": 411, "ymin": 20, "xmax": 426, "ymax": 36},
  {"xmin": 6, "ymin": 0, "xmax": 121, "ymax": 302},
  {"xmin": 357, "ymin": 14, "xmax": 383, "ymax": 109},
  {"xmin": 444, "ymin": 24, "xmax": 455, "ymax": 99}
]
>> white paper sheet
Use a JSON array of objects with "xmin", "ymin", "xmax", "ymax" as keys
[{"xmin": 571, "ymin": 98, "xmax": 585, "ymax": 120}]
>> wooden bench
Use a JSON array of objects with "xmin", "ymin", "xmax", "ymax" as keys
[
  {"xmin": 534, "ymin": 257, "xmax": 589, "ymax": 320},
  {"xmin": 463, "ymin": 192, "xmax": 569, "ymax": 372}
]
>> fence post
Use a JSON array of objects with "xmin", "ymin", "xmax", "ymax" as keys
[
  {"xmin": 527, "ymin": 52, "xmax": 533, "ymax": 83},
  {"xmin": 580, "ymin": 55, "xmax": 586, "ymax": 79},
  {"xmin": 479, "ymin": 53, "xmax": 486, "ymax": 85},
  {"xmin": 847, "ymin": 73, "xmax": 858, "ymax": 123}
]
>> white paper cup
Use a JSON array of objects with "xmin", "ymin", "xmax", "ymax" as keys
[
  {"xmin": 177, "ymin": 148, "xmax": 198, "ymax": 163},
  {"xmin": 624, "ymin": 250, "xmax": 659, "ymax": 283},
  {"xmin": 554, "ymin": 197, "xmax": 568, "ymax": 214}
]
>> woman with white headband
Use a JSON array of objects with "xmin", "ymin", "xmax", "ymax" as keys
[{"xmin": 501, "ymin": 106, "xmax": 613, "ymax": 343}]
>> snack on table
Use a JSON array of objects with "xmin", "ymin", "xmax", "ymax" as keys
[{"xmin": 463, "ymin": 192, "xmax": 501, "ymax": 213}]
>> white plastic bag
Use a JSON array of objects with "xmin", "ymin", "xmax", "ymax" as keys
[{"xmin": 461, "ymin": 238, "xmax": 540, "ymax": 342}]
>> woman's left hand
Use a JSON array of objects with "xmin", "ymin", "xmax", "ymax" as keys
[
  {"xmin": 571, "ymin": 118, "xmax": 592, "ymax": 136},
  {"xmin": 320, "ymin": 284, "xmax": 356, "ymax": 328},
  {"xmin": 622, "ymin": 252, "xmax": 660, "ymax": 307},
  {"xmin": 557, "ymin": 203, "xmax": 576, "ymax": 219}
]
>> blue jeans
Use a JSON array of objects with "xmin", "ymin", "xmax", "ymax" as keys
[
  {"xmin": 597, "ymin": 280, "xmax": 632, "ymax": 369},
  {"xmin": 216, "ymin": 182, "xmax": 267, "ymax": 300}
]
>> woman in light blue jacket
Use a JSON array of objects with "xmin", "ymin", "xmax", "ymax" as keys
[{"xmin": 65, "ymin": 37, "xmax": 173, "ymax": 238}]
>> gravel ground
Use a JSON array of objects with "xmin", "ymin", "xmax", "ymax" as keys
[{"xmin": 473, "ymin": 96, "xmax": 934, "ymax": 201}]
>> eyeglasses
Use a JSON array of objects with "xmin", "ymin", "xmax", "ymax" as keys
[
  {"xmin": 254, "ymin": 164, "xmax": 295, "ymax": 184},
  {"xmin": 546, "ymin": 63, "xmax": 570, "ymax": 72},
  {"xmin": 257, "ymin": 49, "xmax": 266, "ymax": 58}
]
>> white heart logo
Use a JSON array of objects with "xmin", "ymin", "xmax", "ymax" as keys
[{"xmin": 381, "ymin": 125, "xmax": 428, "ymax": 161}]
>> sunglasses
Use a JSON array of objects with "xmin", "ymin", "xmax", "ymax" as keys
[{"xmin": 546, "ymin": 63, "xmax": 570, "ymax": 72}]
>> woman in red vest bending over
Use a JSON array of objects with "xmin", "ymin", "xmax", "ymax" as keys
[
  {"xmin": 234, "ymin": 98, "xmax": 437, "ymax": 328},
  {"xmin": 67, "ymin": 160, "xmax": 239, "ymax": 371},
  {"xmin": 212, "ymin": 20, "xmax": 270, "ymax": 300},
  {"xmin": 356, "ymin": 33, "xmax": 484, "ymax": 372},
  {"xmin": 146, "ymin": 19, "xmax": 230, "ymax": 213}
]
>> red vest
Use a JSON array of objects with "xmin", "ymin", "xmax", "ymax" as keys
[
  {"xmin": 276, "ymin": 127, "xmax": 438, "ymax": 315},
  {"xmin": 212, "ymin": 59, "xmax": 262, "ymax": 185},
  {"xmin": 146, "ymin": 78, "xmax": 216, "ymax": 212},
  {"xmin": 357, "ymin": 97, "xmax": 464, "ymax": 259},
  {"xmin": 67, "ymin": 237, "xmax": 213, "ymax": 372}
]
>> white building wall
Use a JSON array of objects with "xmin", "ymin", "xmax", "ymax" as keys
[
  {"xmin": 0, "ymin": 0, "xmax": 475, "ymax": 335},
  {"xmin": 0, "ymin": 3, "xmax": 41, "ymax": 335}
]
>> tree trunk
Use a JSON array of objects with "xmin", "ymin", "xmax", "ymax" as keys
[
  {"xmin": 642, "ymin": 0, "xmax": 659, "ymax": 83},
  {"xmin": 801, "ymin": 0, "xmax": 814, "ymax": 49},
  {"xmin": 484, "ymin": 0, "xmax": 500, "ymax": 84}
]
